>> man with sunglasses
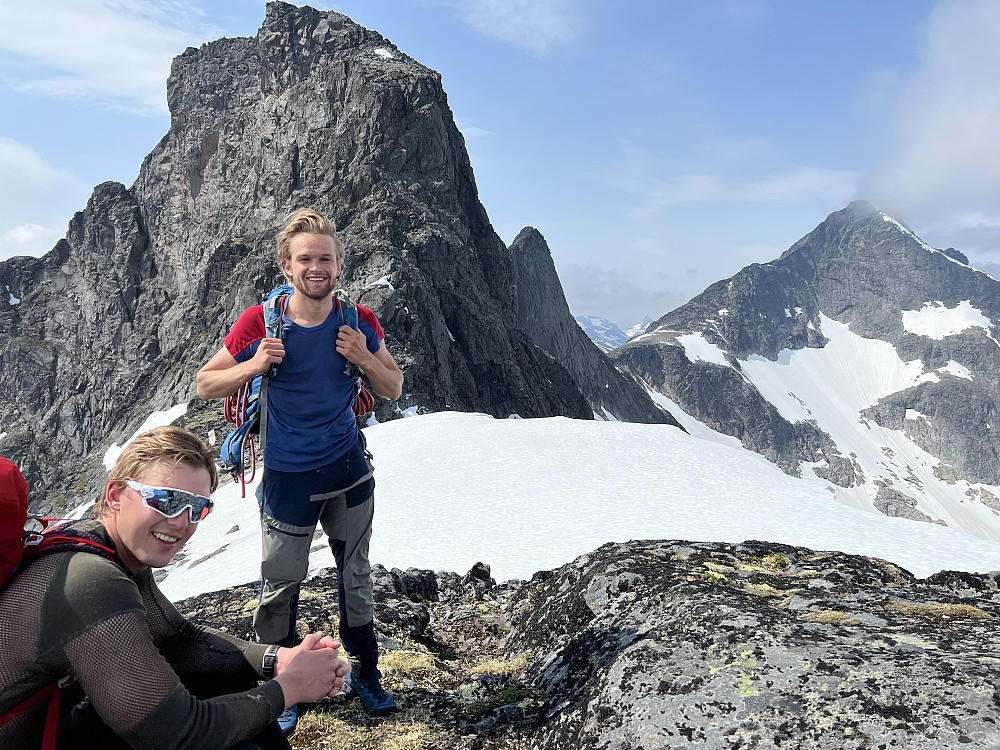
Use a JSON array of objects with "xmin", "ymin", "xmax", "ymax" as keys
[
  {"xmin": 198, "ymin": 208, "xmax": 404, "ymax": 726},
  {"xmin": 0, "ymin": 426, "xmax": 349, "ymax": 750}
]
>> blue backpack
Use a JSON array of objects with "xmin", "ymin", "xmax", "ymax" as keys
[{"xmin": 219, "ymin": 285, "xmax": 374, "ymax": 495}]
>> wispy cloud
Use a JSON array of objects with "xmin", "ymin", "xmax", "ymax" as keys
[
  {"xmin": 0, "ymin": 138, "xmax": 84, "ymax": 259},
  {"xmin": 714, "ymin": 0, "xmax": 772, "ymax": 30},
  {"xmin": 0, "ymin": 138, "xmax": 82, "ymax": 209},
  {"xmin": 864, "ymin": 0, "xmax": 1000, "ymax": 229},
  {"xmin": 455, "ymin": 118, "xmax": 494, "ymax": 141},
  {"xmin": 559, "ymin": 262, "xmax": 686, "ymax": 327},
  {"xmin": 0, "ymin": 0, "xmax": 221, "ymax": 115},
  {"xmin": 0, "ymin": 223, "xmax": 64, "ymax": 259},
  {"xmin": 445, "ymin": 0, "xmax": 586, "ymax": 56},
  {"xmin": 611, "ymin": 156, "xmax": 858, "ymax": 217}
]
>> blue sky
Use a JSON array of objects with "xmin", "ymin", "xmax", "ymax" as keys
[{"xmin": 2, "ymin": 1, "xmax": 1000, "ymax": 327}]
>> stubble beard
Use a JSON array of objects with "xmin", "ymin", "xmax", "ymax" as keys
[{"xmin": 292, "ymin": 274, "xmax": 336, "ymax": 301}]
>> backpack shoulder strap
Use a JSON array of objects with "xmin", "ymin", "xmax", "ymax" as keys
[
  {"xmin": 257, "ymin": 285, "xmax": 292, "ymax": 459},
  {"xmin": 335, "ymin": 290, "xmax": 360, "ymax": 331},
  {"xmin": 23, "ymin": 524, "xmax": 118, "ymax": 566}
]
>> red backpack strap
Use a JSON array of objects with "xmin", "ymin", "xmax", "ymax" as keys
[
  {"xmin": 0, "ymin": 674, "xmax": 74, "ymax": 749},
  {"xmin": 0, "ymin": 526, "xmax": 115, "ymax": 745},
  {"xmin": 26, "ymin": 531, "xmax": 116, "ymax": 561}
]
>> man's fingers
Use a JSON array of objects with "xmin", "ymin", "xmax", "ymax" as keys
[{"xmin": 299, "ymin": 631, "xmax": 323, "ymax": 650}]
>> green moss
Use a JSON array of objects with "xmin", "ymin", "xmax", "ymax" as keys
[{"xmin": 500, "ymin": 683, "xmax": 531, "ymax": 704}]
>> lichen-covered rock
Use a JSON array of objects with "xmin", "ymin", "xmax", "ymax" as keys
[
  {"xmin": 175, "ymin": 540, "xmax": 1000, "ymax": 749},
  {"xmin": 503, "ymin": 539, "xmax": 1000, "ymax": 749}
]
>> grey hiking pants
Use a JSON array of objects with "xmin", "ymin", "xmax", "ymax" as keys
[{"xmin": 253, "ymin": 436, "xmax": 379, "ymax": 671}]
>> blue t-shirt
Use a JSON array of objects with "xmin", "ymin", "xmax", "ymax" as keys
[{"xmin": 226, "ymin": 298, "xmax": 382, "ymax": 472}]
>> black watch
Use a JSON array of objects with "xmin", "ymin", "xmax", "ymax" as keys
[{"xmin": 262, "ymin": 644, "xmax": 279, "ymax": 679}]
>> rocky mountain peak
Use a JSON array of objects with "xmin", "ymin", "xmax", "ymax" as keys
[
  {"xmin": 1, "ymin": 3, "xmax": 596, "ymax": 511},
  {"xmin": 612, "ymin": 200, "xmax": 1000, "ymax": 537},
  {"xmin": 509, "ymin": 227, "xmax": 679, "ymax": 425}
]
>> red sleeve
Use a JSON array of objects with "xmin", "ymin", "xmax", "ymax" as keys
[
  {"xmin": 223, "ymin": 305, "xmax": 265, "ymax": 360},
  {"xmin": 357, "ymin": 304, "xmax": 385, "ymax": 341}
]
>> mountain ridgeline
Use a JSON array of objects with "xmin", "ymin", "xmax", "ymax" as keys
[{"xmin": 0, "ymin": 2, "xmax": 677, "ymax": 511}]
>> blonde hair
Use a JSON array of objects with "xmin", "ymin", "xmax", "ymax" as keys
[
  {"xmin": 276, "ymin": 209, "xmax": 344, "ymax": 275},
  {"xmin": 94, "ymin": 426, "xmax": 217, "ymax": 518}
]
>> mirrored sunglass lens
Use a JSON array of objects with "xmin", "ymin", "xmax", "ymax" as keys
[{"xmin": 129, "ymin": 482, "xmax": 212, "ymax": 522}]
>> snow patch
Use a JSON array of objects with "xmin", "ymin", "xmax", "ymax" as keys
[
  {"xmin": 103, "ymin": 403, "xmax": 189, "ymax": 470},
  {"xmin": 5, "ymin": 286, "xmax": 18, "ymax": 305},
  {"xmin": 0, "ymin": 432, "xmax": 6, "ymax": 443},
  {"xmin": 374, "ymin": 47, "xmax": 394, "ymax": 59},
  {"xmin": 901, "ymin": 300, "xmax": 994, "ymax": 341},
  {"xmin": 678, "ymin": 333, "xmax": 731, "ymax": 368},
  {"xmin": 938, "ymin": 360, "xmax": 973, "ymax": 380},
  {"xmin": 905, "ymin": 409, "xmax": 930, "ymax": 423},
  {"xmin": 366, "ymin": 275, "xmax": 394, "ymax": 290},
  {"xmin": 718, "ymin": 308, "xmax": 730, "ymax": 317},
  {"xmin": 396, "ymin": 405, "xmax": 419, "ymax": 418},
  {"xmin": 738, "ymin": 314, "xmax": 1000, "ymax": 541}
]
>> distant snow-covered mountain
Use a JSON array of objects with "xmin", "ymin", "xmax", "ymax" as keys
[
  {"xmin": 613, "ymin": 201, "xmax": 1000, "ymax": 546},
  {"xmin": 623, "ymin": 316, "xmax": 654, "ymax": 340},
  {"xmin": 575, "ymin": 315, "xmax": 653, "ymax": 352},
  {"xmin": 575, "ymin": 315, "xmax": 627, "ymax": 352}
]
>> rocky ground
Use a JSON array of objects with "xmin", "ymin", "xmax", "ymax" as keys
[
  {"xmin": 177, "ymin": 538, "xmax": 1000, "ymax": 750},
  {"xmin": 178, "ymin": 559, "xmax": 538, "ymax": 750}
]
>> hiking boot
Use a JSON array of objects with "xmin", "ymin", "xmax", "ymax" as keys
[
  {"xmin": 347, "ymin": 670, "xmax": 398, "ymax": 715},
  {"xmin": 277, "ymin": 704, "xmax": 299, "ymax": 737}
]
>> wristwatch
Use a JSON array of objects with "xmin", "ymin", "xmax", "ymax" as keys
[{"xmin": 262, "ymin": 644, "xmax": 280, "ymax": 679}]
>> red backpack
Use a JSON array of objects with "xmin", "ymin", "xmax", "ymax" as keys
[
  {"xmin": 0, "ymin": 456, "xmax": 29, "ymax": 585},
  {"xmin": 0, "ymin": 456, "xmax": 116, "ymax": 749}
]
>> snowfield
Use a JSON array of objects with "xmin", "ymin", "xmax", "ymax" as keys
[{"xmin": 157, "ymin": 411, "xmax": 1000, "ymax": 602}]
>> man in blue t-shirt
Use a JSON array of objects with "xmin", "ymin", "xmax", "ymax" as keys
[{"xmin": 197, "ymin": 209, "xmax": 403, "ymax": 725}]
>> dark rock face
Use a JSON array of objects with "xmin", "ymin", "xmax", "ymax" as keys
[
  {"xmin": 176, "ymin": 540, "xmax": 1000, "ymax": 749},
  {"xmin": 509, "ymin": 227, "xmax": 679, "ymax": 426},
  {"xmin": 504, "ymin": 539, "xmax": 1000, "ymax": 749},
  {"xmin": 0, "ymin": 2, "xmax": 593, "ymax": 511},
  {"xmin": 612, "ymin": 201, "xmax": 1000, "ymax": 526}
]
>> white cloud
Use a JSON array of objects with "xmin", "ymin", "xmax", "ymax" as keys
[
  {"xmin": 612, "ymin": 156, "xmax": 858, "ymax": 217},
  {"xmin": 0, "ymin": 138, "xmax": 79, "ymax": 202},
  {"xmin": 447, "ymin": 0, "xmax": 585, "ymax": 56},
  {"xmin": 454, "ymin": 118, "xmax": 494, "ymax": 141},
  {"xmin": 0, "ymin": 0, "xmax": 221, "ymax": 115},
  {"xmin": 864, "ymin": 0, "xmax": 1000, "ymax": 225},
  {"xmin": 559, "ymin": 262, "xmax": 686, "ymax": 327},
  {"xmin": 0, "ymin": 138, "xmax": 83, "ymax": 260},
  {"xmin": 0, "ymin": 224, "xmax": 63, "ymax": 259}
]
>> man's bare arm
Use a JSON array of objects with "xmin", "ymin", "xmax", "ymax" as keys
[{"xmin": 196, "ymin": 340, "xmax": 285, "ymax": 400}]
